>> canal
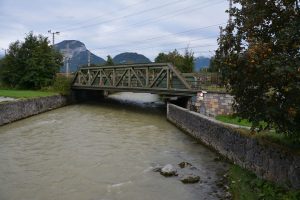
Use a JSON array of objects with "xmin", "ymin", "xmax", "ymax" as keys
[{"xmin": 0, "ymin": 93, "xmax": 229, "ymax": 200}]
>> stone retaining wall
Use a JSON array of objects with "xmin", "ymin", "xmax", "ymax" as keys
[
  {"xmin": 167, "ymin": 103, "xmax": 300, "ymax": 189},
  {"xmin": 0, "ymin": 95, "xmax": 68, "ymax": 125},
  {"xmin": 187, "ymin": 92, "xmax": 233, "ymax": 117}
]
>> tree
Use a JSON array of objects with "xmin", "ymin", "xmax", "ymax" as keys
[
  {"xmin": 215, "ymin": 0, "xmax": 300, "ymax": 136},
  {"xmin": 154, "ymin": 49, "xmax": 194, "ymax": 73},
  {"xmin": 208, "ymin": 56, "xmax": 219, "ymax": 72},
  {"xmin": 105, "ymin": 55, "xmax": 114, "ymax": 66},
  {"xmin": 0, "ymin": 32, "xmax": 63, "ymax": 89}
]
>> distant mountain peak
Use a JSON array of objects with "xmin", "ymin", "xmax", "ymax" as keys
[
  {"xmin": 113, "ymin": 52, "xmax": 151, "ymax": 64},
  {"xmin": 194, "ymin": 56, "xmax": 211, "ymax": 71},
  {"xmin": 55, "ymin": 40, "xmax": 105, "ymax": 72}
]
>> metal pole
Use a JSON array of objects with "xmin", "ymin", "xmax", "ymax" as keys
[
  {"xmin": 229, "ymin": 0, "xmax": 232, "ymax": 25},
  {"xmin": 48, "ymin": 30, "xmax": 60, "ymax": 46},
  {"xmin": 1, "ymin": 48, "xmax": 6, "ymax": 55},
  {"xmin": 88, "ymin": 50, "xmax": 91, "ymax": 67},
  {"xmin": 66, "ymin": 58, "xmax": 70, "ymax": 77},
  {"xmin": 52, "ymin": 33, "xmax": 55, "ymax": 46}
]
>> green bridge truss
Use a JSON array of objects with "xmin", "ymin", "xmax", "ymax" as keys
[{"xmin": 71, "ymin": 63, "xmax": 218, "ymax": 96}]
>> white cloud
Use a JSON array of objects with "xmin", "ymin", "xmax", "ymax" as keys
[{"xmin": 0, "ymin": 0, "xmax": 229, "ymax": 60}]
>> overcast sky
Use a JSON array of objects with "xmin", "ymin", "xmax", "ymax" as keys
[{"xmin": 0, "ymin": 0, "xmax": 229, "ymax": 60}]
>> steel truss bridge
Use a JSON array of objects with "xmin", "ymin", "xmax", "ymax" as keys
[{"xmin": 71, "ymin": 63, "xmax": 205, "ymax": 96}]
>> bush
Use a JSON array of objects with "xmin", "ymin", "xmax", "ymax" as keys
[{"xmin": 45, "ymin": 76, "xmax": 72, "ymax": 95}]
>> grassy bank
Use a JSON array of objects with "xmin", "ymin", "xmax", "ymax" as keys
[
  {"xmin": 216, "ymin": 115, "xmax": 300, "ymax": 151},
  {"xmin": 229, "ymin": 165, "xmax": 300, "ymax": 200},
  {"xmin": 0, "ymin": 89, "xmax": 58, "ymax": 99},
  {"xmin": 0, "ymin": 76, "xmax": 72, "ymax": 99},
  {"xmin": 216, "ymin": 115, "xmax": 253, "ymax": 127}
]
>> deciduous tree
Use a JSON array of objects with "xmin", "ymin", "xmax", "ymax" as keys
[
  {"xmin": 215, "ymin": 0, "xmax": 300, "ymax": 136},
  {"xmin": 0, "ymin": 32, "xmax": 63, "ymax": 89},
  {"xmin": 105, "ymin": 55, "xmax": 114, "ymax": 66},
  {"xmin": 155, "ymin": 49, "xmax": 194, "ymax": 73}
]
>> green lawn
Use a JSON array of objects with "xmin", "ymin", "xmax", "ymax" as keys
[
  {"xmin": 215, "ymin": 115, "xmax": 252, "ymax": 127},
  {"xmin": 215, "ymin": 115, "xmax": 300, "ymax": 150},
  {"xmin": 0, "ymin": 89, "xmax": 58, "ymax": 99},
  {"xmin": 229, "ymin": 165, "xmax": 300, "ymax": 200}
]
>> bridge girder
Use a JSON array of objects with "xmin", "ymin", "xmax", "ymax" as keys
[{"xmin": 71, "ymin": 63, "xmax": 200, "ymax": 96}]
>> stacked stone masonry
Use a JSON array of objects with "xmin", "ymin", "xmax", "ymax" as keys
[
  {"xmin": 167, "ymin": 103, "xmax": 300, "ymax": 189},
  {"xmin": 187, "ymin": 92, "xmax": 233, "ymax": 117},
  {"xmin": 0, "ymin": 95, "xmax": 68, "ymax": 126}
]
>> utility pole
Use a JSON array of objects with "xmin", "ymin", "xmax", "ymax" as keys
[
  {"xmin": 228, "ymin": 0, "xmax": 233, "ymax": 25},
  {"xmin": 66, "ymin": 57, "xmax": 70, "ymax": 77},
  {"xmin": 48, "ymin": 30, "xmax": 60, "ymax": 46},
  {"xmin": 1, "ymin": 48, "xmax": 6, "ymax": 55},
  {"xmin": 88, "ymin": 50, "xmax": 91, "ymax": 67},
  {"xmin": 219, "ymin": 26, "xmax": 224, "ymax": 56}
]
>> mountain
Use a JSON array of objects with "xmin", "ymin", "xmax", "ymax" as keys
[
  {"xmin": 194, "ymin": 56, "xmax": 211, "ymax": 71},
  {"xmin": 113, "ymin": 52, "xmax": 151, "ymax": 64},
  {"xmin": 54, "ymin": 40, "xmax": 105, "ymax": 72}
]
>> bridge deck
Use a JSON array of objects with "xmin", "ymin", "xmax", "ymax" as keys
[{"xmin": 71, "ymin": 63, "xmax": 202, "ymax": 96}]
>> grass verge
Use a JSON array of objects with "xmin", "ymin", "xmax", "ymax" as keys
[
  {"xmin": 215, "ymin": 115, "xmax": 300, "ymax": 151},
  {"xmin": 0, "ymin": 76, "xmax": 73, "ymax": 99},
  {"xmin": 229, "ymin": 165, "xmax": 300, "ymax": 200},
  {"xmin": 216, "ymin": 115, "xmax": 253, "ymax": 127},
  {"xmin": 0, "ymin": 89, "xmax": 58, "ymax": 99}
]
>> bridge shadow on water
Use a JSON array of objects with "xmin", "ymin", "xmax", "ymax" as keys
[
  {"xmin": 75, "ymin": 92, "xmax": 166, "ymax": 116},
  {"xmin": 72, "ymin": 90, "xmax": 189, "ymax": 116}
]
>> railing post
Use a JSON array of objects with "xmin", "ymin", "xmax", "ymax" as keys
[
  {"xmin": 167, "ymin": 68, "xmax": 170, "ymax": 89},
  {"xmin": 113, "ymin": 68, "xmax": 116, "ymax": 87},
  {"xmin": 88, "ymin": 69, "xmax": 91, "ymax": 85},
  {"xmin": 146, "ymin": 67, "xmax": 149, "ymax": 88},
  {"xmin": 99, "ymin": 70, "xmax": 102, "ymax": 86},
  {"xmin": 128, "ymin": 68, "xmax": 131, "ymax": 87}
]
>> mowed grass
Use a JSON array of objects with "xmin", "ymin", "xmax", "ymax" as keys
[
  {"xmin": 0, "ymin": 89, "xmax": 58, "ymax": 99},
  {"xmin": 215, "ymin": 115, "xmax": 253, "ymax": 127},
  {"xmin": 216, "ymin": 115, "xmax": 300, "ymax": 150}
]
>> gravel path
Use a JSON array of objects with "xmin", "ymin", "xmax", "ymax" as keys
[{"xmin": 0, "ymin": 96, "xmax": 17, "ymax": 102}]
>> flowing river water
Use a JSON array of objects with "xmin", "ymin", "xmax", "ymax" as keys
[{"xmin": 0, "ymin": 93, "xmax": 229, "ymax": 200}]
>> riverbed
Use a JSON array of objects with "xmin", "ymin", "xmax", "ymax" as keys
[{"xmin": 0, "ymin": 93, "xmax": 228, "ymax": 200}]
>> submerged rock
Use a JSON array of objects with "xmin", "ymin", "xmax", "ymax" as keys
[
  {"xmin": 152, "ymin": 166, "xmax": 162, "ymax": 172},
  {"xmin": 160, "ymin": 164, "xmax": 177, "ymax": 177},
  {"xmin": 178, "ymin": 162, "xmax": 192, "ymax": 168},
  {"xmin": 180, "ymin": 174, "xmax": 200, "ymax": 184}
]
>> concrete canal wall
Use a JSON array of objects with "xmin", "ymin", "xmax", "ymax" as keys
[
  {"xmin": 167, "ymin": 103, "xmax": 300, "ymax": 189},
  {"xmin": 0, "ymin": 95, "xmax": 69, "ymax": 126}
]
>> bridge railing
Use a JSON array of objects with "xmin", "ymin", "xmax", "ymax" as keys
[
  {"xmin": 183, "ymin": 72, "xmax": 225, "ymax": 92},
  {"xmin": 71, "ymin": 63, "xmax": 225, "ymax": 94}
]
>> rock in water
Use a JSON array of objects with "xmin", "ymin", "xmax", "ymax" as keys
[
  {"xmin": 180, "ymin": 174, "xmax": 200, "ymax": 184},
  {"xmin": 160, "ymin": 164, "xmax": 177, "ymax": 177},
  {"xmin": 178, "ymin": 162, "xmax": 192, "ymax": 168},
  {"xmin": 152, "ymin": 166, "xmax": 162, "ymax": 172}
]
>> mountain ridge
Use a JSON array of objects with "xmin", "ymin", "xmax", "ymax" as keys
[
  {"xmin": 113, "ymin": 52, "xmax": 151, "ymax": 64},
  {"xmin": 194, "ymin": 56, "xmax": 211, "ymax": 71},
  {"xmin": 55, "ymin": 40, "xmax": 152, "ymax": 72},
  {"xmin": 54, "ymin": 40, "xmax": 105, "ymax": 72}
]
